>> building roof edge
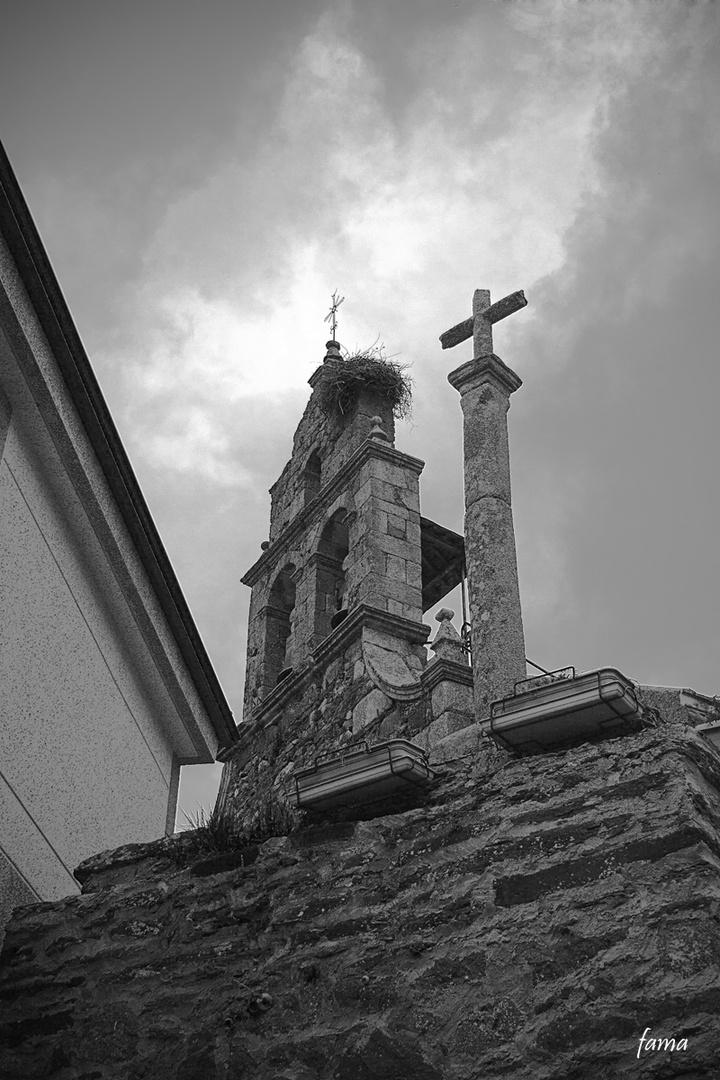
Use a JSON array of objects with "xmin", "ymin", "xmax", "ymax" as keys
[{"xmin": 0, "ymin": 140, "xmax": 237, "ymax": 752}]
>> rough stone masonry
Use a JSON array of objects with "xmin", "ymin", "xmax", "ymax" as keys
[{"xmin": 1, "ymin": 724, "xmax": 720, "ymax": 1078}]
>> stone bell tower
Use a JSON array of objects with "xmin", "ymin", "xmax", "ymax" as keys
[
  {"xmin": 217, "ymin": 334, "xmax": 473, "ymax": 831},
  {"xmin": 240, "ymin": 338, "xmax": 426, "ymax": 713}
]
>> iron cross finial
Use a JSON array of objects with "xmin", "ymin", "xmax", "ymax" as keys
[{"xmin": 324, "ymin": 290, "xmax": 345, "ymax": 340}]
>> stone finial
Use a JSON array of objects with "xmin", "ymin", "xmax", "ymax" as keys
[
  {"xmin": 369, "ymin": 415, "xmax": 389, "ymax": 441},
  {"xmin": 430, "ymin": 609, "xmax": 466, "ymax": 664},
  {"xmin": 324, "ymin": 340, "xmax": 342, "ymax": 362}
]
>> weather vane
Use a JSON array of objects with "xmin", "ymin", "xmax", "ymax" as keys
[{"xmin": 324, "ymin": 290, "xmax": 345, "ymax": 340}]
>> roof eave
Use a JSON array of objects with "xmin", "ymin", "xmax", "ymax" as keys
[{"xmin": 0, "ymin": 140, "xmax": 238, "ymax": 752}]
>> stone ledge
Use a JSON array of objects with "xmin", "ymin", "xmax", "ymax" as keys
[
  {"xmin": 242, "ymin": 439, "xmax": 425, "ymax": 587},
  {"xmin": 421, "ymin": 657, "xmax": 474, "ymax": 693},
  {"xmin": 73, "ymin": 835, "xmax": 189, "ymax": 886},
  {"xmin": 225, "ymin": 605, "xmax": 430, "ymax": 743},
  {"xmin": 447, "ymin": 352, "xmax": 522, "ymax": 397}
]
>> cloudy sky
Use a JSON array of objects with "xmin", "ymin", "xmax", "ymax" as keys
[{"xmin": 2, "ymin": 0, "xmax": 718, "ymax": 821}]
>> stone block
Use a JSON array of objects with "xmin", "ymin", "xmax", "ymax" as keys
[
  {"xmin": 386, "ymin": 601, "xmax": 423, "ymax": 625},
  {"xmin": 352, "ymin": 688, "xmax": 392, "ymax": 734},
  {"xmin": 431, "ymin": 679, "xmax": 474, "ymax": 719},
  {"xmin": 382, "ymin": 577, "xmax": 423, "ymax": 609},
  {"xmin": 405, "ymin": 562, "xmax": 423, "ymax": 592},
  {"xmin": 378, "ymin": 532, "xmax": 414, "ymax": 560},
  {"xmin": 384, "ymin": 553, "xmax": 407, "ymax": 581},
  {"xmin": 377, "ymin": 709, "xmax": 405, "ymax": 740},
  {"xmin": 427, "ymin": 720, "xmax": 484, "ymax": 764},
  {"xmin": 420, "ymin": 712, "xmax": 451, "ymax": 745},
  {"xmin": 323, "ymin": 659, "xmax": 341, "ymax": 689},
  {"xmin": 373, "ymin": 495, "xmax": 412, "ymax": 518},
  {"xmin": 375, "ymin": 478, "xmax": 413, "ymax": 507},
  {"xmin": 362, "ymin": 638, "xmax": 423, "ymax": 700},
  {"xmin": 348, "ymin": 553, "xmax": 375, "ymax": 583},
  {"xmin": 345, "ymin": 640, "xmax": 362, "ymax": 663},
  {"xmin": 411, "ymin": 728, "xmax": 430, "ymax": 751},
  {"xmin": 636, "ymin": 685, "xmax": 699, "ymax": 725},
  {"xmin": 387, "ymin": 513, "xmax": 406, "ymax": 539},
  {"xmin": 353, "ymin": 568, "xmax": 384, "ymax": 602},
  {"xmin": 369, "ymin": 457, "xmax": 407, "ymax": 486},
  {"xmin": 405, "ymin": 518, "xmax": 422, "ymax": 547},
  {"xmin": 422, "ymin": 708, "xmax": 476, "ymax": 750},
  {"xmin": 353, "ymin": 478, "xmax": 374, "ymax": 507}
]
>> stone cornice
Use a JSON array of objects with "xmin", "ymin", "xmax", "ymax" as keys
[
  {"xmin": 421, "ymin": 658, "xmax": 474, "ymax": 693},
  {"xmin": 314, "ymin": 603, "xmax": 430, "ymax": 669},
  {"xmin": 217, "ymin": 603, "xmax": 431, "ymax": 758},
  {"xmin": 447, "ymin": 353, "xmax": 522, "ymax": 398},
  {"xmin": 308, "ymin": 551, "xmax": 344, "ymax": 572},
  {"xmin": 242, "ymin": 440, "xmax": 425, "ymax": 587},
  {"xmin": 257, "ymin": 602, "xmax": 292, "ymax": 621}
]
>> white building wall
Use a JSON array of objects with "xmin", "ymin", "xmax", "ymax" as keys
[
  {"xmin": 0, "ymin": 233, "xmax": 220, "ymax": 765},
  {"xmin": 0, "ymin": 222, "xmax": 226, "ymax": 944},
  {"xmin": 0, "ymin": 418, "xmax": 180, "ymax": 921}
]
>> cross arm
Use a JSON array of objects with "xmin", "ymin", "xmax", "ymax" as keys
[
  {"xmin": 483, "ymin": 289, "xmax": 527, "ymax": 325},
  {"xmin": 439, "ymin": 289, "xmax": 528, "ymax": 350},
  {"xmin": 439, "ymin": 315, "xmax": 474, "ymax": 351}
]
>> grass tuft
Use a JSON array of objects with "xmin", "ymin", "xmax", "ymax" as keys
[{"xmin": 174, "ymin": 793, "xmax": 296, "ymax": 866}]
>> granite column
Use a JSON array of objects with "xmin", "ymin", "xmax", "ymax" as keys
[{"xmin": 448, "ymin": 353, "xmax": 526, "ymax": 718}]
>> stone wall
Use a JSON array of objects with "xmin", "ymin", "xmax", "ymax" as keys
[
  {"xmin": 219, "ymin": 609, "xmax": 475, "ymax": 837},
  {"xmin": 0, "ymin": 851, "xmax": 37, "ymax": 955},
  {"xmin": 2, "ymin": 724, "xmax": 720, "ymax": 1079},
  {"xmin": 220, "ymin": 623, "xmax": 420, "ymax": 836}
]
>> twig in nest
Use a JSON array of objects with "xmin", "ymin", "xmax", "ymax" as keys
[{"xmin": 317, "ymin": 343, "xmax": 412, "ymax": 420}]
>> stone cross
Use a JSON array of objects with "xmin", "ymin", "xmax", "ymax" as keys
[
  {"xmin": 439, "ymin": 289, "xmax": 527, "ymax": 358},
  {"xmin": 445, "ymin": 289, "xmax": 528, "ymax": 718}
]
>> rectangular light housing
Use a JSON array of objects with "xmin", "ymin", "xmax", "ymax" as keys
[
  {"xmin": 291, "ymin": 739, "xmax": 434, "ymax": 810},
  {"xmin": 481, "ymin": 667, "xmax": 643, "ymax": 754}
]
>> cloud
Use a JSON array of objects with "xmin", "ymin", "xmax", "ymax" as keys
[
  {"xmin": 113, "ymin": 2, "xmax": 653, "ymax": 490},
  {"xmin": 520, "ymin": 1, "xmax": 719, "ymax": 340},
  {"xmin": 93, "ymin": 0, "xmax": 719, "ymax": 736}
]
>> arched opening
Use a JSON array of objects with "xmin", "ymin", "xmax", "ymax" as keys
[
  {"xmin": 303, "ymin": 450, "xmax": 322, "ymax": 505},
  {"xmin": 265, "ymin": 564, "xmax": 296, "ymax": 689},
  {"xmin": 315, "ymin": 511, "xmax": 350, "ymax": 641}
]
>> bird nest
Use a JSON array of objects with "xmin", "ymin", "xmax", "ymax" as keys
[{"xmin": 318, "ymin": 347, "xmax": 412, "ymax": 420}]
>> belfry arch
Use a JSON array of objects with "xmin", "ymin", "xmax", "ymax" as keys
[
  {"xmin": 264, "ymin": 564, "xmax": 296, "ymax": 689},
  {"xmin": 303, "ymin": 450, "xmax": 322, "ymax": 505},
  {"xmin": 314, "ymin": 510, "xmax": 350, "ymax": 641}
]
